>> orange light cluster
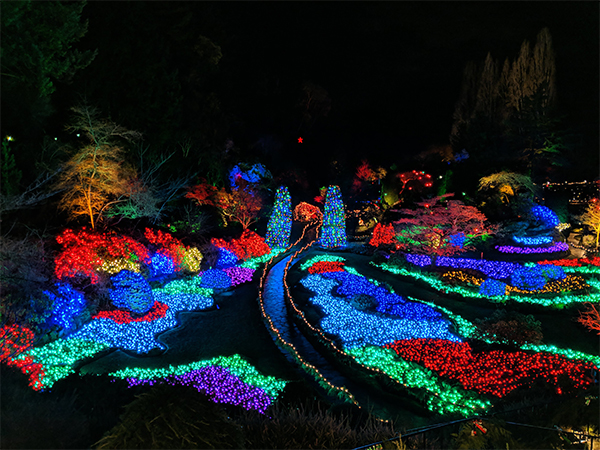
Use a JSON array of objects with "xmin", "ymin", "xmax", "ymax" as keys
[
  {"xmin": 441, "ymin": 270, "xmax": 484, "ymax": 286},
  {"xmin": 507, "ymin": 275, "xmax": 590, "ymax": 295}
]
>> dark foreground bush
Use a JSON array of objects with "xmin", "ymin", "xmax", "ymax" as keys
[
  {"xmin": 94, "ymin": 383, "xmax": 244, "ymax": 449},
  {"xmin": 238, "ymin": 400, "xmax": 405, "ymax": 449}
]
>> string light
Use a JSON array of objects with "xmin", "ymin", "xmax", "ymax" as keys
[
  {"xmin": 372, "ymin": 262, "xmax": 599, "ymax": 307},
  {"xmin": 92, "ymin": 301, "xmax": 169, "ymax": 324},
  {"xmin": 369, "ymin": 223, "xmax": 396, "ymax": 247},
  {"xmin": 98, "ymin": 258, "xmax": 141, "ymax": 275},
  {"xmin": 111, "ymin": 354, "xmax": 287, "ymax": 413},
  {"xmin": 319, "ymin": 185, "xmax": 347, "ymax": 248},
  {"xmin": 406, "ymin": 254, "xmax": 432, "ymax": 267},
  {"xmin": 149, "ymin": 252, "xmax": 175, "ymax": 277},
  {"xmin": 510, "ymin": 266, "xmax": 546, "ymax": 291},
  {"xmin": 43, "ymin": 282, "xmax": 86, "ymax": 331},
  {"xmin": 55, "ymin": 228, "xmax": 150, "ymax": 284},
  {"xmin": 223, "ymin": 266, "xmax": 255, "ymax": 286},
  {"xmin": 266, "ymin": 186, "xmax": 292, "ymax": 249},
  {"xmin": 109, "ymin": 270, "xmax": 154, "ymax": 315},
  {"xmin": 435, "ymin": 256, "xmax": 520, "ymax": 279},
  {"xmin": 495, "ymin": 241, "xmax": 569, "ymax": 254},
  {"xmin": 199, "ymin": 269, "xmax": 232, "ymax": 289},
  {"xmin": 300, "ymin": 254, "xmax": 346, "ymax": 271},
  {"xmin": 181, "ymin": 247, "xmax": 203, "ymax": 273},
  {"xmin": 293, "ymin": 202, "xmax": 323, "ymax": 222},
  {"xmin": 346, "ymin": 345, "xmax": 491, "ymax": 416},
  {"xmin": 386, "ymin": 339, "xmax": 597, "ymax": 397},
  {"xmin": 530, "ymin": 205, "xmax": 560, "ymax": 228},
  {"xmin": 512, "ymin": 235, "xmax": 553, "ymax": 245},
  {"xmin": 479, "ymin": 278, "xmax": 508, "ymax": 296}
]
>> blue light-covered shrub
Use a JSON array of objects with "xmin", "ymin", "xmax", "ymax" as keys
[
  {"xmin": 200, "ymin": 269, "xmax": 232, "ymax": 289},
  {"xmin": 539, "ymin": 264, "xmax": 566, "ymax": 280},
  {"xmin": 216, "ymin": 248, "xmax": 238, "ymax": 269},
  {"xmin": 448, "ymin": 233, "xmax": 466, "ymax": 249},
  {"xmin": 510, "ymin": 266, "xmax": 546, "ymax": 291},
  {"xmin": 406, "ymin": 254, "xmax": 432, "ymax": 267},
  {"xmin": 479, "ymin": 278, "xmax": 507, "ymax": 297},
  {"xmin": 265, "ymin": 186, "xmax": 292, "ymax": 249},
  {"xmin": 530, "ymin": 205, "xmax": 560, "ymax": 229},
  {"xmin": 44, "ymin": 282, "xmax": 86, "ymax": 331},
  {"xmin": 109, "ymin": 270, "xmax": 154, "ymax": 315},
  {"xmin": 150, "ymin": 252, "xmax": 175, "ymax": 277}
]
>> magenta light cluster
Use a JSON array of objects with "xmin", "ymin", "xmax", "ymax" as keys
[
  {"xmin": 495, "ymin": 241, "xmax": 569, "ymax": 254},
  {"xmin": 125, "ymin": 366, "xmax": 273, "ymax": 413}
]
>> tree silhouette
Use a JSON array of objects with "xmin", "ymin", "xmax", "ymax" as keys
[{"xmin": 55, "ymin": 105, "xmax": 141, "ymax": 229}]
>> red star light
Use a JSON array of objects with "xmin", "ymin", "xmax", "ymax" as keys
[{"xmin": 298, "ymin": 137, "xmax": 303, "ymax": 143}]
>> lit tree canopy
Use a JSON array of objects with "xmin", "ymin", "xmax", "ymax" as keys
[
  {"xmin": 478, "ymin": 171, "xmax": 537, "ymax": 204},
  {"xmin": 54, "ymin": 105, "xmax": 142, "ymax": 229},
  {"xmin": 578, "ymin": 200, "xmax": 600, "ymax": 251},
  {"xmin": 394, "ymin": 194, "xmax": 495, "ymax": 256}
]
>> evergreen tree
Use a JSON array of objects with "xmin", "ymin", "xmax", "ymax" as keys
[
  {"xmin": 319, "ymin": 185, "xmax": 346, "ymax": 248},
  {"xmin": 265, "ymin": 186, "xmax": 292, "ymax": 249}
]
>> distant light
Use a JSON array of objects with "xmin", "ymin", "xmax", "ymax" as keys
[
  {"xmin": 439, "ymin": 176, "xmax": 443, "ymax": 179},
  {"xmin": 6, "ymin": 135, "xmax": 13, "ymax": 141},
  {"xmin": 76, "ymin": 133, "xmax": 81, "ymax": 137},
  {"xmin": 298, "ymin": 137, "xmax": 303, "ymax": 143},
  {"xmin": 54, "ymin": 137, "xmax": 58, "ymax": 141}
]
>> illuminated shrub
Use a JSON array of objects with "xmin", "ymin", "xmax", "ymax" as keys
[
  {"xmin": 55, "ymin": 228, "xmax": 150, "ymax": 284},
  {"xmin": 212, "ymin": 230, "xmax": 270, "ymax": 264},
  {"xmin": 539, "ymin": 264, "xmax": 566, "ymax": 280},
  {"xmin": 406, "ymin": 253, "xmax": 432, "ymax": 267},
  {"xmin": 215, "ymin": 248, "xmax": 239, "ymax": 269},
  {"xmin": 223, "ymin": 267, "xmax": 255, "ymax": 286},
  {"xmin": 479, "ymin": 278, "xmax": 507, "ymax": 297},
  {"xmin": 293, "ymin": 202, "xmax": 322, "ymax": 222},
  {"xmin": 150, "ymin": 252, "xmax": 175, "ymax": 277},
  {"xmin": 200, "ymin": 269, "xmax": 232, "ymax": 289},
  {"xmin": 369, "ymin": 223, "xmax": 395, "ymax": 247},
  {"xmin": 144, "ymin": 228, "xmax": 186, "ymax": 270},
  {"xmin": 530, "ymin": 205, "xmax": 560, "ymax": 229},
  {"xmin": 182, "ymin": 247, "xmax": 203, "ymax": 273},
  {"xmin": 43, "ymin": 282, "xmax": 87, "ymax": 331},
  {"xmin": 109, "ymin": 270, "xmax": 154, "ymax": 315},
  {"xmin": 510, "ymin": 266, "xmax": 546, "ymax": 291},
  {"xmin": 448, "ymin": 233, "xmax": 466, "ymax": 248},
  {"xmin": 1, "ymin": 324, "xmax": 35, "ymax": 362},
  {"xmin": 319, "ymin": 185, "xmax": 346, "ymax": 248},
  {"xmin": 266, "ymin": 186, "xmax": 292, "ymax": 249}
]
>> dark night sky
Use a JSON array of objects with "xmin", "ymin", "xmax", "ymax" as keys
[{"xmin": 71, "ymin": 2, "xmax": 598, "ymax": 177}]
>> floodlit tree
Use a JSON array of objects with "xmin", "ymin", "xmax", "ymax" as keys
[
  {"xmin": 478, "ymin": 171, "xmax": 537, "ymax": 204},
  {"xmin": 186, "ymin": 179, "xmax": 263, "ymax": 230},
  {"xmin": 577, "ymin": 302, "xmax": 600, "ymax": 335},
  {"xmin": 394, "ymin": 194, "xmax": 495, "ymax": 256},
  {"xmin": 578, "ymin": 200, "xmax": 600, "ymax": 251},
  {"xmin": 54, "ymin": 105, "xmax": 142, "ymax": 229}
]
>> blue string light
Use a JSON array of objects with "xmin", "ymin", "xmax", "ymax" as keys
[
  {"xmin": 200, "ymin": 269, "xmax": 232, "ymax": 289},
  {"xmin": 406, "ymin": 254, "xmax": 432, "ymax": 267},
  {"xmin": 150, "ymin": 252, "xmax": 175, "ymax": 277},
  {"xmin": 43, "ymin": 282, "xmax": 86, "ymax": 331},
  {"xmin": 479, "ymin": 278, "xmax": 507, "ymax": 296},
  {"xmin": 530, "ymin": 205, "xmax": 560, "ymax": 229},
  {"xmin": 300, "ymin": 272, "xmax": 459, "ymax": 349},
  {"xmin": 216, "ymin": 248, "xmax": 239, "ymax": 269},
  {"xmin": 109, "ymin": 270, "xmax": 154, "ymax": 315},
  {"xmin": 512, "ymin": 235, "xmax": 553, "ymax": 245},
  {"xmin": 436, "ymin": 257, "xmax": 520, "ymax": 279}
]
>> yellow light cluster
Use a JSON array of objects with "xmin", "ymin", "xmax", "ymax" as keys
[
  {"xmin": 98, "ymin": 258, "xmax": 141, "ymax": 275},
  {"xmin": 182, "ymin": 247, "xmax": 203, "ymax": 273},
  {"xmin": 441, "ymin": 270, "xmax": 590, "ymax": 296},
  {"xmin": 441, "ymin": 270, "xmax": 484, "ymax": 286}
]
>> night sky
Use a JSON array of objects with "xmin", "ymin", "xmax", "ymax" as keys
[{"xmin": 20, "ymin": 2, "xmax": 600, "ymax": 182}]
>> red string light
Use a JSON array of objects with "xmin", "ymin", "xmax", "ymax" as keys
[
  {"xmin": 307, "ymin": 261, "xmax": 346, "ymax": 274},
  {"xmin": 386, "ymin": 338, "xmax": 597, "ymax": 397},
  {"xmin": 92, "ymin": 300, "xmax": 169, "ymax": 324},
  {"xmin": 369, "ymin": 223, "xmax": 396, "ymax": 247}
]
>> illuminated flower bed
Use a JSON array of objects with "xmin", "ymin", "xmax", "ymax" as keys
[
  {"xmin": 495, "ymin": 241, "xmax": 569, "ymax": 254},
  {"xmin": 385, "ymin": 339, "xmax": 597, "ymax": 397},
  {"xmin": 110, "ymin": 354, "xmax": 287, "ymax": 414},
  {"xmin": 374, "ymin": 260, "xmax": 599, "ymax": 307},
  {"xmin": 292, "ymin": 255, "xmax": 600, "ymax": 416}
]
